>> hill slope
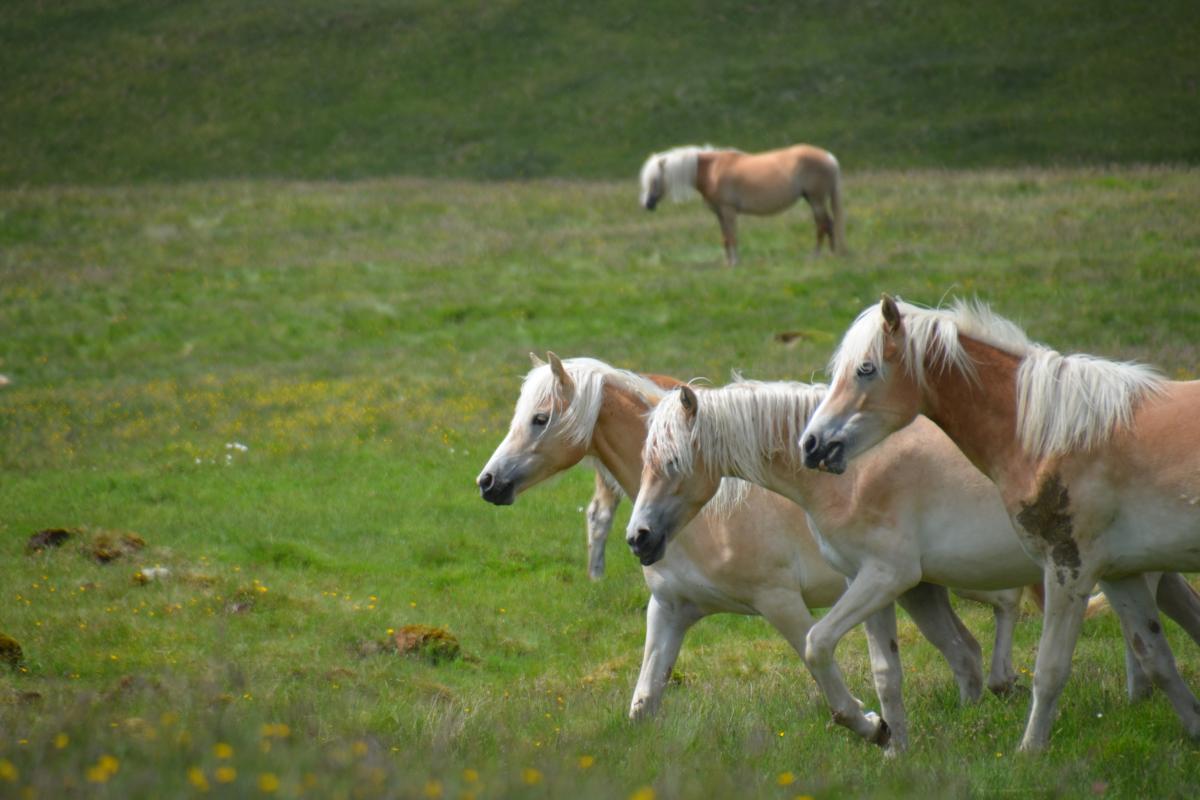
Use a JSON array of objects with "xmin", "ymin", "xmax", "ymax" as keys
[{"xmin": 2, "ymin": 0, "xmax": 1198, "ymax": 185}]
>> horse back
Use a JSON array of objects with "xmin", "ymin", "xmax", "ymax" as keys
[{"xmin": 701, "ymin": 146, "xmax": 838, "ymax": 213}]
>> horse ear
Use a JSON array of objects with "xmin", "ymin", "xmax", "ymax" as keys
[
  {"xmin": 547, "ymin": 352, "xmax": 574, "ymax": 394},
  {"xmin": 678, "ymin": 385, "xmax": 699, "ymax": 426},
  {"xmin": 881, "ymin": 294, "xmax": 903, "ymax": 335},
  {"xmin": 529, "ymin": 352, "xmax": 546, "ymax": 368}
]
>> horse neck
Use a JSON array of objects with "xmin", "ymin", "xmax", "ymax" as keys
[
  {"xmin": 919, "ymin": 334, "xmax": 1038, "ymax": 494},
  {"xmin": 589, "ymin": 382, "xmax": 654, "ymax": 497},
  {"xmin": 694, "ymin": 152, "xmax": 717, "ymax": 198},
  {"xmin": 718, "ymin": 392, "xmax": 822, "ymax": 507}
]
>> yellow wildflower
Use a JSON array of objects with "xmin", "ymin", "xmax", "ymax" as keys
[
  {"xmin": 188, "ymin": 766, "xmax": 210, "ymax": 792},
  {"xmin": 54, "ymin": 733, "xmax": 69, "ymax": 749},
  {"xmin": 578, "ymin": 755, "xmax": 595, "ymax": 769},
  {"xmin": 629, "ymin": 787, "xmax": 656, "ymax": 800},
  {"xmin": 86, "ymin": 755, "xmax": 119, "ymax": 783},
  {"xmin": 0, "ymin": 759, "xmax": 17, "ymax": 782},
  {"xmin": 257, "ymin": 773, "xmax": 280, "ymax": 793},
  {"xmin": 214, "ymin": 742, "xmax": 234, "ymax": 759},
  {"xmin": 215, "ymin": 766, "xmax": 237, "ymax": 784},
  {"xmin": 777, "ymin": 772, "xmax": 796, "ymax": 786},
  {"xmin": 462, "ymin": 768, "xmax": 479, "ymax": 783},
  {"xmin": 522, "ymin": 768, "xmax": 542, "ymax": 785}
]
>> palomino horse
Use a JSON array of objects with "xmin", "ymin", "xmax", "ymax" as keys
[
  {"xmin": 477, "ymin": 354, "xmax": 1018, "ymax": 750},
  {"xmin": 801, "ymin": 296, "xmax": 1200, "ymax": 751},
  {"xmin": 581, "ymin": 373, "xmax": 680, "ymax": 580},
  {"xmin": 638, "ymin": 144, "xmax": 844, "ymax": 265},
  {"xmin": 628, "ymin": 379, "xmax": 1064, "ymax": 749}
]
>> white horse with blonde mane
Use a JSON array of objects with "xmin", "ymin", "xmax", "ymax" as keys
[
  {"xmin": 638, "ymin": 144, "xmax": 844, "ymax": 265},
  {"xmin": 802, "ymin": 296, "xmax": 1200, "ymax": 751},
  {"xmin": 477, "ymin": 354, "xmax": 1022, "ymax": 751},
  {"xmin": 626, "ymin": 377, "xmax": 1178, "ymax": 750}
]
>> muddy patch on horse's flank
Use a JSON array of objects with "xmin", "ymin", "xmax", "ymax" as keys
[{"xmin": 1017, "ymin": 474, "xmax": 1081, "ymax": 585}]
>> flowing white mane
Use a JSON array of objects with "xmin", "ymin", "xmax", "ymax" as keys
[
  {"xmin": 645, "ymin": 379, "xmax": 829, "ymax": 515},
  {"xmin": 638, "ymin": 145, "xmax": 714, "ymax": 204},
  {"xmin": 830, "ymin": 299, "xmax": 1165, "ymax": 458},
  {"xmin": 513, "ymin": 358, "xmax": 668, "ymax": 447}
]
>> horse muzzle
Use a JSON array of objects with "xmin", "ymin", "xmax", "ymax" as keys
[
  {"xmin": 626, "ymin": 524, "xmax": 667, "ymax": 566},
  {"xmin": 477, "ymin": 471, "xmax": 517, "ymax": 505},
  {"xmin": 643, "ymin": 197, "xmax": 658, "ymax": 211},
  {"xmin": 801, "ymin": 434, "xmax": 847, "ymax": 474}
]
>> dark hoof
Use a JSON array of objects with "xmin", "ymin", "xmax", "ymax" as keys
[{"xmin": 871, "ymin": 718, "xmax": 891, "ymax": 748}]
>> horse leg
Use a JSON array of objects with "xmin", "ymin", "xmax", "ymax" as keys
[
  {"xmin": 1101, "ymin": 575, "xmax": 1200, "ymax": 739},
  {"xmin": 805, "ymin": 196, "xmax": 832, "ymax": 255},
  {"xmin": 585, "ymin": 471, "xmax": 620, "ymax": 580},
  {"xmin": 716, "ymin": 206, "xmax": 738, "ymax": 266},
  {"xmin": 755, "ymin": 589, "xmax": 882, "ymax": 745},
  {"xmin": 953, "ymin": 587, "xmax": 1021, "ymax": 694},
  {"xmin": 1156, "ymin": 573, "xmax": 1200, "ymax": 647},
  {"xmin": 1018, "ymin": 570, "xmax": 1095, "ymax": 752},
  {"xmin": 805, "ymin": 563, "xmax": 914, "ymax": 748},
  {"xmin": 896, "ymin": 583, "xmax": 984, "ymax": 704},
  {"xmin": 863, "ymin": 603, "xmax": 909, "ymax": 754},
  {"xmin": 629, "ymin": 594, "xmax": 701, "ymax": 720}
]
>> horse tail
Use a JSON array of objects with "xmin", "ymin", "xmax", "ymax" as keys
[{"xmin": 828, "ymin": 156, "xmax": 846, "ymax": 254}]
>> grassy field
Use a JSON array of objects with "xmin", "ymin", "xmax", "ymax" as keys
[
  {"xmin": 2, "ymin": 0, "xmax": 1199, "ymax": 184},
  {"xmin": 2, "ymin": 168, "xmax": 1200, "ymax": 798}
]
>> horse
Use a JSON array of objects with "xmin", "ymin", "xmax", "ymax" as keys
[
  {"xmin": 638, "ymin": 144, "xmax": 844, "ymax": 265},
  {"xmin": 476, "ymin": 354, "xmax": 1020, "ymax": 751},
  {"xmin": 627, "ymin": 378, "xmax": 1119, "ymax": 749},
  {"xmin": 581, "ymin": 373, "xmax": 681, "ymax": 580},
  {"xmin": 800, "ymin": 296, "xmax": 1200, "ymax": 751}
]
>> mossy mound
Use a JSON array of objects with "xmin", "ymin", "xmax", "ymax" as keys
[
  {"xmin": 89, "ymin": 530, "xmax": 146, "ymax": 563},
  {"xmin": 390, "ymin": 625, "xmax": 460, "ymax": 664},
  {"xmin": 0, "ymin": 633, "xmax": 23, "ymax": 669},
  {"xmin": 26, "ymin": 528, "xmax": 77, "ymax": 554}
]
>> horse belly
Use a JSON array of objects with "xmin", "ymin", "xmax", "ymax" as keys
[
  {"xmin": 732, "ymin": 178, "xmax": 800, "ymax": 215},
  {"xmin": 916, "ymin": 505, "xmax": 1043, "ymax": 590},
  {"xmin": 1100, "ymin": 498, "xmax": 1200, "ymax": 576}
]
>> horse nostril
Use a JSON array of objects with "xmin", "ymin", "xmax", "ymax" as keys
[
  {"xmin": 802, "ymin": 434, "xmax": 818, "ymax": 455},
  {"xmin": 635, "ymin": 526, "xmax": 651, "ymax": 547},
  {"xmin": 478, "ymin": 472, "xmax": 494, "ymax": 492}
]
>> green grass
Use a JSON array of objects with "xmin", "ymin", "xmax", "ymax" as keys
[
  {"xmin": 2, "ymin": 168, "xmax": 1200, "ymax": 797},
  {"xmin": 2, "ymin": 0, "xmax": 1199, "ymax": 185}
]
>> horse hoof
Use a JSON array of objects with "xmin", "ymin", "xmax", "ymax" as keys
[{"xmin": 871, "ymin": 718, "xmax": 891, "ymax": 748}]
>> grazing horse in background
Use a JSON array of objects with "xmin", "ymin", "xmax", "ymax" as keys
[
  {"xmin": 638, "ymin": 144, "xmax": 844, "ymax": 265},
  {"xmin": 801, "ymin": 296, "xmax": 1200, "ymax": 751},
  {"xmin": 629, "ymin": 379, "xmax": 1087, "ymax": 749},
  {"xmin": 477, "ymin": 354, "xmax": 1019, "ymax": 751}
]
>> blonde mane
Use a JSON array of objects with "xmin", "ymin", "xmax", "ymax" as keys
[
  {"xmin": 638, "ymin": 145, "xmax": 715, "ymax": 203},
  {"xmin": 513, "ymin": 358, "xmax": 668, "ymax": 447},
  {"xmin": 830, "ymin": 299, "xmax": 1164, "ymax": 458},
  {"xmin": 645, "ymin": 379, "xmax": 829, "ymax": 515}
]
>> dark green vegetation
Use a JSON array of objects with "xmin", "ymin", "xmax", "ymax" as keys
[
  {"xmin": 2, "ymin": 170, "xmax": 1199, "ymax": 797},
  {"xmin": 2, "ymin": 0, "xmax": 1199, "ymax": 185}
]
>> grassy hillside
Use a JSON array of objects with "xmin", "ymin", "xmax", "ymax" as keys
[
  {"xmin": 2, "ymin": 0, "xmax": 1198, "ymax": 185},
  {"xmin": 2, "ymin": 169, "xmax": 1199, "ymax": 797}
]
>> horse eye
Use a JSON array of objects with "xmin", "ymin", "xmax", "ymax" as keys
[
  {"xmin": 856, "ymin": 362, "xmax": 877, "ymax": 378},
  {"xmin": 532, "ymin": 413, "xmax": 549, "ymax": 427}
]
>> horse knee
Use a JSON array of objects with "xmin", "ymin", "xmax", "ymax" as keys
[{"xmin": 805, "ymin": 626, "xmax": 838, "ymax": 666}]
